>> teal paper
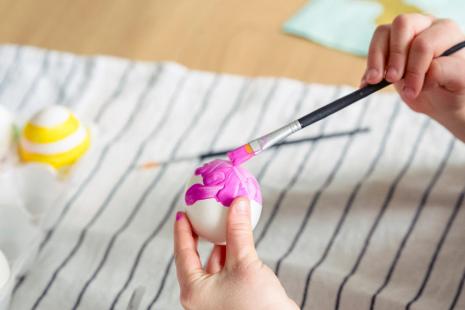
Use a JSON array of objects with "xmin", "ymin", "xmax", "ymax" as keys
[{"xmin": 284, "ymin": 0, "xmax": 465, "ymax": 56}]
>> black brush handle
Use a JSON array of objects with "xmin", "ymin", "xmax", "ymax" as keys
[
  {"xmin": 298, "ymin": 80, "xmax": 389, "ymax": 128},
  {"xmin": 297, "ymin": 40, "xmax": 465, "ymax": 129}
]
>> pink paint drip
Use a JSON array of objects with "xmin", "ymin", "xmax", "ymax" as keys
[
  {"xmin": 227, "ymin": 144, "xmax": 255, "ymax": 166},
  {"xmin": 185, "ymin": 159, "xmax": 262, "ymax": 207}
]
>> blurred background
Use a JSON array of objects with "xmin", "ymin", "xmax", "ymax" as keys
[{"xmin": 0, "ymin": 0, "xmax": 366, "ymax": 85}]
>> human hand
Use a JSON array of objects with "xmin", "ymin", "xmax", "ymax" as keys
[
  {"xmin": 361, "ymin": 14, "xmax": 465, "ymax": 142},
  {"xmin": 174, "ymin": 197, "xmax": 299, "ymax": 310}
]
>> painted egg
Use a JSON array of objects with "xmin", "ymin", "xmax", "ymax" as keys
[
  {"xmin": 0, "ymin": 105, "xmax": 14, "ymax": 160},
  {"xmin": 184, "ymin": 159, "xmax": 262, "ymax": 244},
  {"xmin": 19, "ymin": 105, "xmax": 90, "ymax": 169},
  {"xmin": 0, "ymin": 250, "xmax": 9, "ymax": 290}
]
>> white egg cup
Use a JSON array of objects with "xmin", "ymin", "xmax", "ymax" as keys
[
  {"xmin": 0, "ymin": 165, "xmax": 53, "ymax": 309},
  {"xmin": 0, "ymin": 105, "xmax": 14, "ymax": 162}
]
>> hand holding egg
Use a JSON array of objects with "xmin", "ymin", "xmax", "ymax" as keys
[{"xmin": 184, "ymin": 159, "xmax": 262, "ymax": 244}]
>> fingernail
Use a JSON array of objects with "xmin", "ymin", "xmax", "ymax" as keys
[
  {"xmin": 403, "ymin": 87, "xmax": 416, "ymax": 99},
  {"xmin": 386, "ymin": 67, "xmax": 398, "ymax": 81},
  {"xmin": 175, "ymin": 212, "xmax": 183, "ymax": 221},
  {"xmin": 235, "ymin": 198, "xmax": 249, "ymax": 215},
  {"xmin": 366, "ymin": 68, "xmax": 378, "ymax": 82}
]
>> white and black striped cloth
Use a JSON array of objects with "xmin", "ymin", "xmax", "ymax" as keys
[{"xmin": 1, "ymin": 45, "xmax": 465, "ymax": 310}]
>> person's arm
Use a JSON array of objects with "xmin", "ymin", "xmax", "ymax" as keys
[
  {"xmin": 361, "ymin": 14, "xmax": 465, "ymax": 142},
  {"xmin": 174, "ymin": 197, "xmax": 299, "ymax": 310}
]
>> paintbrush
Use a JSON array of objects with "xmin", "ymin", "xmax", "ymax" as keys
[
  {"xmin": 228, "ymin": 40, "xmax": 465, "ymax": 165},
  {"xmin": 138, "ymin": 128, "xmax": 369, "ymax": 169},
  {"xmin": 200, "ymin": 128, "xmax": 368, "ymax": 160}
]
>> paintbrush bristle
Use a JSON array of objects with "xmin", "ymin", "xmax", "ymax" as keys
[{"xmin": 227, "ymin": 143, "xmax": 255, "ymax": 166}]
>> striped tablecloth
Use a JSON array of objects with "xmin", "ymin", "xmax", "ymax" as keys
[{"xmin": 1, "ymin": 45, "xmax": 465, "ymax": 310}]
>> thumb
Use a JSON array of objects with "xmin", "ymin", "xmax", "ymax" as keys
[
  {"xmin": 427, "ymin": 56, "xmax": 465, "ymax": 93},
  {"xmin": 226, "ymin": 197, "xmax": 258, "ymax": 267}
]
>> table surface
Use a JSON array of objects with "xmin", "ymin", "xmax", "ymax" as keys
[{"xmin": 0, "ymin": 0, "xmax": 368, "ymax": 86}]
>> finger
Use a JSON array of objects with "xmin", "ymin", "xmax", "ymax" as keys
[
  {"xmin": 365, "ymin": 24, "xmax": 391, "ymax": 85},
  {"xmin": 427, "ymin": 57, "xmax": 465, "ymax": 94},
  {"xmin": 174, "ymin": 212, "xmax": 203, "ymax": 287},
  {"xmin": 225, "ymin": 197, "xmax": 258, "ymax": 267},
  {"xmin": 360, "ymin": 72, "xmax": 368, "ymax": 88},
  {"xmin": 404, "ymin": 19, "xmax": 465, "ymax": 98},
  {"xmin": 205, "ymin": 245, "xmax": 226, "ymax": 274},
  {"xmin": 386, "ymin": 14, "xmax": 434, "ymax": 83}
]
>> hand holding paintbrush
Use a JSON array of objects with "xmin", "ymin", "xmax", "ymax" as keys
[
  {"xmin": 228, "ymin": 39, "xmax": 465, "ymax": 166},
  {"xmin": 174, "ymin": 14, "xmax": 465, "ymax": 310}
]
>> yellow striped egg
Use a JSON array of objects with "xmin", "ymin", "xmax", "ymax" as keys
[{"xmin": 19, "ymin": 105, "xmax": 90, "ymax": 169}]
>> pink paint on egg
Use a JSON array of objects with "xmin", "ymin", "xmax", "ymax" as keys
[{"xmin": 185, "ymin": 159, "xmax": 262, "ymax": 207}]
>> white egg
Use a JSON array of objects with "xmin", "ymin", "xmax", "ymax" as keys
[
  {"xmin": 0, "ymin": 250, "xmax": 10, "ymax": 290},
  {"xmin": 184, "ymin": 160, "xmax": 262, "ymax": 244},
  {"xmin": 0, "ymin": 105, "xmax": 14, "ymax": 160}
]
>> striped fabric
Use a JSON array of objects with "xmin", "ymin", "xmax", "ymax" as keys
[{"xmin": 1, "ymin": 45, "xmax": 465, "ymax": 310}]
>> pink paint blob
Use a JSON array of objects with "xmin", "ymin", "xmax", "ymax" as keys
[
  {"xmin": 227, "ymin": 144, "xmax": 255, "ymax": 166},
  {"xmin": 185, "ymin": 159, "xmax": 262, "ymax": 207}
]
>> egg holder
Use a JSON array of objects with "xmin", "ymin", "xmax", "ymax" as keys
[
  {"xmin": 0, "ymin": 106, "xmax": 96, "ymax": 309},
  {"xmin": 0, "ymin": 162, "xmax": 72, "ymax": 309},
  {"xmin": 0, "ymin": 155, "xmax": 97, "ymax": 309},
  {"xmin": 0, "ymin": 162, "xmax": 97, "ymax": 309}
]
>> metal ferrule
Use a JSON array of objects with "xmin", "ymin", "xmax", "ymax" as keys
[{"xmin": 249, "ymin": 120, "xmax": 301, "ymax": 154}]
